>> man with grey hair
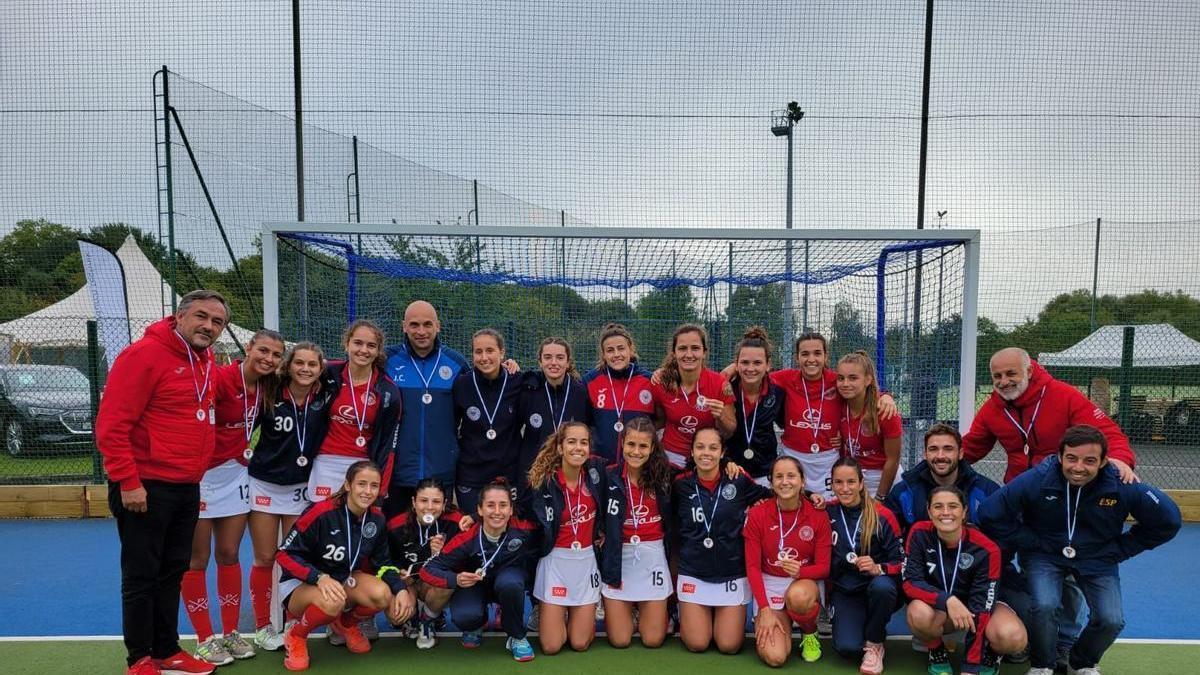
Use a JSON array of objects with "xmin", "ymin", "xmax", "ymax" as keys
[{"xmin": 98, "ymin": 290, "xmax": 230, "ymax": 675}]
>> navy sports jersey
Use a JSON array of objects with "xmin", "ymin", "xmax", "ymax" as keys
[
  {"xmin": 671, "ymin": 468, "xmax": 772, "ymax": 583},
  {"xmin": 515, "ymin": 371, "xmax": 591, "ymax": 482},
  {"xmin": 249, "ymin": 384, "xmax": 336, "ymax": 486},
  {"xmin": 386, "ymin": 508, "xmax": 463, "ymax": 577},
  {"xmin": 978, "ymin": 456, "xmax": 1181, "ymax": 577},
  {"xmin": 884, "ymin": 459, "xmax": 1000, "ymax": 536},
  {"xmin": 902, "ymin": 522, "xmax": 1001, "ymax": 670},
  {"xmin": 386, "ymin": 339, "xmax": 469, "ymax": 488},
  {"xmin": 530, "ymin": 457, "xmax": 621, "ymax": 586},
  {"xmin": 827, "ymin": 501, "xmax": 904, "ymax": 594},
  {"xmin": 277, "ymin": 497, "xmax": 407, "ymax": 594},
  {"xmin": 725, "ymin": 379, "xmax": 785, "ymax": 477},
  {"xmin": 453, "ymin": 368, "xmax": 523, "ymax": 488},
  {"xmin": 581, "ymin": 362, "xmax": 655, "ymax": 462},
  {"xmin": 419, "ymin": 518, "xmax": 539, "ymax": 589}
]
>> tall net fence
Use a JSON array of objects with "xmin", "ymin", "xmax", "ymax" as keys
[{"xmin": 0, "ymin": 1, "xmax": 1197, "ymax": 487}]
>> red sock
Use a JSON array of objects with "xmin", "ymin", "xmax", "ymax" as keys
[
  {"xmin": 292, "ymin": 605, "xmax": 337, "ymax": 638},
  {"xmin": 181, "ymin": 570, "xmax": 214, "ymax": 641},
  {"xmin": 217, "ymin": 563, "xmax": 243, "ymax": 635},
  {"xmin": 249, "ymin": 564, "xmax": 274, "ymax": 630},
  {"xmin": 787, "ymin": 605, "xmax": 819, "ymax": 635}
]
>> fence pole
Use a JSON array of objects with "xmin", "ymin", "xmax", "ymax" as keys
[
  {"xmin": 161, "ymin": 66, "xmax": 177, "ymax": 312},
  {"xmin": 87, "ymin": 321, "xmax": 103, "ymax": 484},
  {"xmin": 1090, "ymin": 218, "xmax": 1101, "ymax": 332},
  {"xmin": 1118, "ymin": 326, "xmax": 1135, "ymax": 429}
]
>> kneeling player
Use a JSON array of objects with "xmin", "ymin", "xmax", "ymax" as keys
[
  {"xmin": 421, "ymin": 478, "xmax": 539, "ymax": 661},
  {"xmin": 276, "ymin": 461, "xmax": 414, "ymax": 671},
  {"xmin": 903, "ymin": 486, "xmax": 1026, "ymax": 675}
]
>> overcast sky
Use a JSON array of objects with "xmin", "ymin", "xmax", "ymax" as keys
[{"xmin": 1, "ymin": 0, "xmax": 1197, "ymax": 326}]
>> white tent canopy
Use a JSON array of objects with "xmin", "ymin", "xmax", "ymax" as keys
[
  {"xmin": 0, "ymin": 235, "xmax": 253, "ymax": 352},
  {"xmin": 1040, "ymin": 324, "xmax": 1200, "ymax": 368}
]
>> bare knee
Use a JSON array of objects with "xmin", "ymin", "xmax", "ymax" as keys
[
  {"xmin": 314, "ymin": 596, "xmax": 342, "ymax": 616},
  {"xmin": 785, "ymin": 581, "xmax": 818, "ymax": 614},
  {"xmin": 569, "ymin": 635, "xmax": 593, "ymax": 652},
  {"xmin": 760, "ymin": 648, "xmax": 788, "ymax": 668},
  {"xmin": 716, "ymin": 636, "xmax": 743, "ymax": 655},
  {"xmin": 682, "ymin": 634, "xmax": 710, "ymax": 653}
]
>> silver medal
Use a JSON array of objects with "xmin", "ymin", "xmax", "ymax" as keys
[
  {"xmin": 243, "ymin": 448, "xmax": 253, "ymax": 461},
  {"xmin": 422, "ymin": 513, "xmax": 435, "ymax": 525},
  {"xmin": 486, "ymin": 428, "xmax": 497, "ymax": 440},
  {"xmin": 475, "ymin": 568, "xmax": 486, "ymax": 579},
  {"xmin": 810, "ymin": 443, "xmax": 820, "ymax": 453},
  {"xmin": 1062, "ymin": 546, "xmax": 1076, "ymax": 559},
  {"xmin": 355, "ymin": 435, "xmax": 366, "ymax": 448},
  {"xmin": 571, "ymin": 541, "xmax": 582, "ymax": 551},
  {"xmin": 196, "ymin": 409, "xmax": 206, "ymax": 422},
  {"xmin": 345, "ymin": 576, "xmax": 357, "ymax": 588},
  {"xmin": 630, "ymin": 535, "xmax": 641, "ymax": 545},
  {"xmin": 614, "ymin": 421, "xmax": 624, "ymax": 433},
  {"xmin": 296, "ymin": 455, "xmax": 308, "ymax": 467},
  {"xmin": 702, "ymin": 537, "xmax": 714, "ymax": 549},
  {"xmin": 846, "ymin": 552, "xmax": 858, "ymax": 564},
  {"xmin": 695, "ymin": 394, "xmax": 707, "ymax": 410},
  {"xmin": 422, "ymin": 392, "xmax": 433, "ymax": 405},
  {"xmin": 743, "ymin": 448, "xmax": 754, "ymax": 460}
]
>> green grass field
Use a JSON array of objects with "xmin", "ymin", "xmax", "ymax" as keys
[{"xmin": 1, "ymin": 637, "xmax": 1194, "ymax": 675}]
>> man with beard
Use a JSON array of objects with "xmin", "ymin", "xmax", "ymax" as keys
[
  {"xmin": 884, "ymin": 423, "xmax": 999, "ymax": 534},
  {"xmin": 962, "ymin": 348, "xmax": 1137, "ymax": 485}
]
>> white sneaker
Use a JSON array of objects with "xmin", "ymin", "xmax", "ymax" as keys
[
  {"xmin": 1025, "ymin": 668, "xmax": 1055, "ymax": 675},
  {"xmin": 415, "ymin": 618, "xmax": 437, "ymax": 650},
  {"xmin": 253, "ymin": 624, "xmax": 284, "ymax": 651},
  {"xmin": 1068, "ymin": 669, "xmax": 1101, "ymax": 675}
]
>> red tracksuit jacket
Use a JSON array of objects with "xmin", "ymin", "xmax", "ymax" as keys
[{"xmin": 962, "ymin": 361, "xmax": 1134, "ymax": 483}]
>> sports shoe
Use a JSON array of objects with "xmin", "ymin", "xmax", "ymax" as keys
[
  {"xmin": 507, "ymin": 636, "xmax": 536, "ymax": 662},
  {"xmin": 416, "ymin": 618, "xmax": 437, "ymax": 650},
  {"xmin": 127, "ymin": 656, "xmax": 161, "ymax": 675},
  {"xmin": 977, "ymin": 646, "xmax": 1000, "ymax": 675},
  {"xmin": 859, "ymin": 641, "xmax": 885, "ymax": 675},
  {"xmin": 358, "ymin": 617, "xmax": 380, "ymax": 641},
  {"xmin": 817, "ymin": 606, "xmax": 832, "ymax": 638},
  {"xmin": 800, "ymin": 632, "xmax": 822, "ymax": 662},
  {"xmin": 193, "ymin": 636, "xmax": 233, "ymax": 666},
  {"xmin": 461, "ymin": 628, "xmax": 483, "ymax": 649},
  {"xmin": 328, "ymin": 619, "xmax": 371, "ymax": 654},
  {"xmin": 595, "ymin": 601, "xmax": 605, "ymax": 621},
  {"xmin": 1068, "ymin": 668, "xmax": 1101, "ymax": 675},
  {"xmin": 223, "ymin": 631, "xmax": 256, "ymax": 659},
  {"xmin": 283, "ymin": 627, "xmax": 309, "ymax": 672},
  {"xmin": 1026, "ymin": 669, "xmax": 1055, "ymax": 675},
  {"xmin": 253, "ymin": 624, "xmax": 284, "ymax": 652},
  {"xmin": 525, "ymin": 604, "xmax": 540, "ymax": 632},
  {"xmin": 927, "ymin": 645, "xmax": 953, "ymax": 675},
  {"xmin": 155, "ymin": 650, "xmax": 216, "ymax": 675}
]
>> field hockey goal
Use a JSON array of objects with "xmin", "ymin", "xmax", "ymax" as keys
[{"xmin": 262, "ymin": 222, "xmax": 981, "ymax": 448}]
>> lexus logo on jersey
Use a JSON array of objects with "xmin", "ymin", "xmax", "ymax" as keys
[
  {"xmin": 778, "ymin": 547, "xmax": 798, "ymax": 561},
  {"xmin": 333, "ymin": 405, "xmax": 374, "ymax": 426},
  {"xmin": 679, "ymin": 415, "xmax": 699, "ymax": 429},
  {"xmin": 802, "ymin": 408, "xmax": 821, "ymax": 423}
]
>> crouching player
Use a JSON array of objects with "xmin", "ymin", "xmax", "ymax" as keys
[
  {"xmin": 979, "ymin": 425, "xmax": 1180, "ymax": 675},
  {"xmin": 420, "ymin": 478, "xmax": 540, "ymax": 662},
  {"xmin": 386, "ymin": 479, "xmax": 464, "ymax": 649},
  {"xmin": 276, "ymin": 461, "xmax": 414, "ymax": 671},
  {"xmin": 903, "ymin": 486, "xmax": 1026, "ymax": 675}
]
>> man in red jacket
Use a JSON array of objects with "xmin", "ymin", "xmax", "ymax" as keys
[
  {"xmin": 963, "ymin": 347, "xmax": 1137, "ymax": 484},
  {"xmin": 97, "ymin": 290, "xmax": 230, "ymax": 675}
]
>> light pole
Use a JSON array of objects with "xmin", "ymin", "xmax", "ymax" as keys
[{"xmin": 772, "ymin": 102, "xmax": 804, "ymax": 362}]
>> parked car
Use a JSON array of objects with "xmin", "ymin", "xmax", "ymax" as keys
[{"xmin": 0, "ymin": 365, "xmax": 94, "ymax": 457}]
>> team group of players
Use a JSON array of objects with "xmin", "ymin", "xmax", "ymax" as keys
[{"xmin": 98, "ymin": 291, "xmax": 1181, "ymax": 675}]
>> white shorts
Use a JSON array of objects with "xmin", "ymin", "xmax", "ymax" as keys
[
  {"xmin": 761, "ymin": 573, "xmax": 794, "ymax": 611},
  {"xmin": 602, "ymin": 539, "xmax": 672, "ymax": 602},
  {"xmin": 306, "ymin": 455, "xmax": 359, "ymax": 503},
  {"xmin": 533, "ymin": 546, "xmax": 601, "ymax": 606},
  {"xmin": 279, "ymin": 578, "xmax": 302, "ymax": 610},
  {"xmin": 249, "ymin": 477, "xmax": 310, "ymax": 516},
  {"xmin": 664, "ymin": 448, "xmax": 688, "ymax": 470},
  {"xmin": 199, "ymin": 459, "xmax": 249, "ymax": 519},
  {"xmin": 676, "ymin": 574, "xmax": 750, "ymax": 607},
  {"xmin": 862, "ymin": 467, "xmax": 900, "ymax": 497},
  {"xmin": 779, "ymin": 444, "xmax": 838, "ymax": 498}
]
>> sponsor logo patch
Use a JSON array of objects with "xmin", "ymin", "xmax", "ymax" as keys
[
  {"xmin": 315, "ymin": 486, "xmax": 332, "ymax": 497},
  {"xmin": 255, "ymin": 496, "xmax": 271, "ymax": 506},
  {"xmin": 552, "ymin": 586, "xmax": 568, "ymax": 598},
  {"xmin": 681, "ymin": 583, "xmax": 696, "ymax": 594}
]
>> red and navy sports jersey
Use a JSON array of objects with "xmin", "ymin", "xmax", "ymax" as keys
[
  {"xmin": 530, "ymin": 456, "xmax": 622, "ymax": 586},
  {"xmin": 771, "ymin": 368, "xmax": 843, "ymax": 452},
  {"xmin": 671, "ymin": 468, "xmax": 772, "ymax": 583},
  {"xmin": 582, "ymin": 363, "xmax": 655, "ymax": 462},
  {"xmin": 651, "ymin": 368, "xmax": 734, "ymax": 466},
  {"xmin": 743, "ymin": 497, "xmax": 831, "ymax": 610},
  {"xmin": 386, "ymin": 508, "xmax": 463, "ymax": 576},
  {"xmin": 315, "ymin": 362, "xmax": 402, "ymax": 491},
  {"xmin": 827, "ymin": 501, "xmax": 904, "ymax": 594},
  {"xmin": 248, "ymin": 384, "xmax": 335, "ymax": 487},
  {"xmin": 419, "ymin": 518, "xmax": 539, "ymax": 589},
  {"xmin": 839, "ymin": 408, "xmax": 902, "ymax": 470},
  {"xmin": 453, "ymin": 368, "xmax": 523, "ymax": 488},
  {"xmin": 726, "ymin": 379, "xmax": 786, "ymax": 477},
  {"xmin": 277, "ymin": 497, "xmax": 406, "ymax": 595},
  {"xmin": 902, "ymin": 522, "xmax": 1001, "ymax": 669},
  {"xmin": 212, "ymin": 362, "xmax": 260, "ymax": 468},
  {"xmin": 595, "ymin": 464, "xmax": 672, "ymax": 588}
]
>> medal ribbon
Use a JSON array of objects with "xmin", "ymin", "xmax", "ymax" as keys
[
  {"xmin": 240, "ymin": 365, "xmax": 260, "ymax": 446},
  {"xmin": 175, "ymin": 332, "xmax": 213, "ymax": 413},
  {"xmin": 544, "ymin": 377, "xmax": 571, "ymax": 432},
  {"xmin": 346, "ymin": 368, "xmax": 374, "ymax": 437},
  {"xmin": 605, "ymin": 367, "xmax": 631, "ymax": 424},
  {"xmin": 1064, "ymin": 481, "xmax": 1082, "ymax": 549},
  {"xmin": 476, "ymin": 527, "xmax": 508, "ymax": 574},
  {"xmin": 694, "ymin": 478, "xmax": 722, "ymax": 542},
  {"xmin": 777, "ymin": 503, "xmax": 801, "ymax": 555},
  {"xmin": 741, "ymin": 383, "xmax": 760, "ymax": 448},
  {"xmin": 801, "ymin": 376, "xmax": 826, "ymax": 448},
  {"xmin": 844, "ymin": 407, "xmax": 864, "ymax": 458},
  {"xmin": 471, "ymin": 369, "xmax": 509, "ymax": 430},
  {"xmin": 936, "ymin": 536, "xmax": 964, "ymax": 594},
  {"xmin": 1001, "ymin": 385, "xmax": 1047, "ymax": 454},
  {"xmin": 286, "ymin": 388, "xmax": 311, "ymax": 458},
  {"xmin": 343, "ymin": 505, "xmax": 367, "ymax": 580},
  {"xmin": 839, "ymin": 507, "xmax": 862, "ymax": 554},
  {"xmin": 417, "ymin": 516, "xmax": 441, "ymax": 548},
  {"xmin": 626, "ymin": 473, "xmax": 645, "ymax": 536},
  {"xmin": 408, "ymin": 347, "xmax": 442, "ymax": 398},
  {"xmin": 562, "ymin": 476, "xmax": 586, "ymax": 544}
]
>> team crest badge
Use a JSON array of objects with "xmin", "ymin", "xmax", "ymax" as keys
[
  {"xmin": 466, "ymin": 406, "xmax": 481, "ymax": 421},
  {"xmin": 363, "ymin": 522, "xmax": 378, "ymax": 539},
  {"xmin": 439, "ymin": 365, "xmax": 453, "ymax": 380},
  {"xmin": 799, "ymin": 525, "xmax": 814, "ymax": 541},
  {"xmin": 529, "ymin": 413, "xmax": 543, "ymax": 429},
  {"xmin": 721, "ymin": 483, "xmax": 737, "ymax": 500},
  {"xmin": 639, "ymin": 390, "xmax": 652, "ymax": 405},
  {"xmin": 959, "ymin": 553, "xmax": 974, "ymax": 570}
]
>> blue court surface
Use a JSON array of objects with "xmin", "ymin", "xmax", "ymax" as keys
[{"xmin": 0, "ymin": 518, "xmax": 1196, "ymax": 640}]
